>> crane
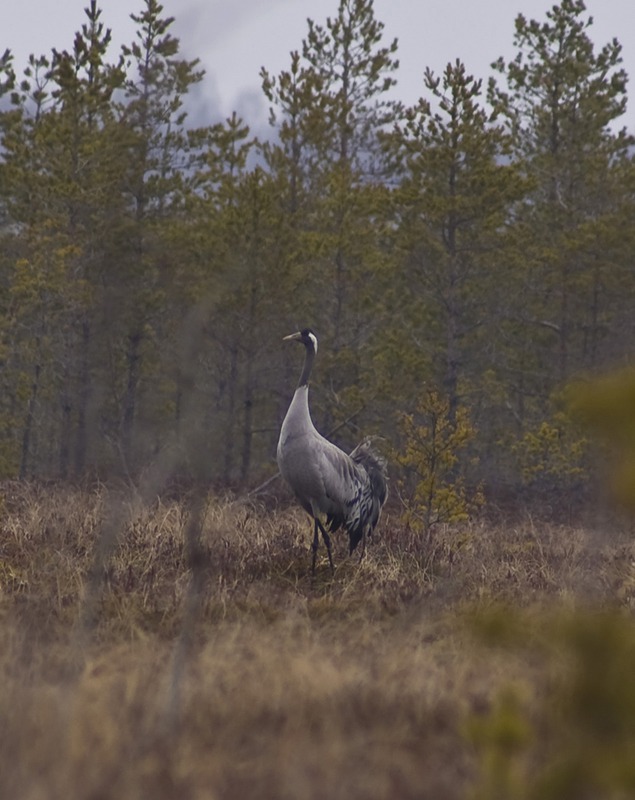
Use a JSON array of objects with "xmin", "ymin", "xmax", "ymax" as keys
[{"xmin": 277, "ymin": 328, "xmax": 388, "ymax": 574}]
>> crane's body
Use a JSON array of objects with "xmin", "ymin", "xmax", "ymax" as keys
[{"xmin": 277, "ymin": 329, "xmax": 387, "ymax": 573}]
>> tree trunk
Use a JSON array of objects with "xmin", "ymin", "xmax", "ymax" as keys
[
  {"xmin": 20, "ymin": 362, "xmax": 41, "ymax": 479},
  {"xmin": 223, "ymin": 344, "xmax": 238, "ymax": 483},
  {"xmin": 122, "ymin": 328, "xmax": 143, "ymax": 468},
  {"xmin": 241, "ymin": 385, "xmax": 253, "ymax": 483},
  {"xmin": 59, "ymin": 390, "xmax": 72, "ymax": 479},
  {"xmin": 74, "ymin": 319, "xmax": 91, "ymax": 475}
]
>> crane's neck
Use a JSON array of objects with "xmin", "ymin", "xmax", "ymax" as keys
[
  {"xmin": 280, "ymin": 341, "xmax": 317, "ymax": 441},
  {"xmin": 297, "ymin": 341, "xmax": 315, "ymax": 388}
]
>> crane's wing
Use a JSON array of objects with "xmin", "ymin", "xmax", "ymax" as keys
[
  {"xmin": 316, "ymin": 436, "xmax": 388, "ymax": 553},
  {"xmin": 315, "ymin": 438, "xmax": 365, "ymax": 520},
  {"xmin": 350, "ymin": 438, "xmax": 388, "ymax": 528},
  {"xmin": 348, "ymin": 439, "xmax": 388, "ymax": 550}
]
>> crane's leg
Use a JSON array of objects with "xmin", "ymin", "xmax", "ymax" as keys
[
  {"xmin": 358, "ymin": 529, "xmax": 368, "ymax": 562},
  {"xmin": 311, "ymin": 519, "xmax": 320, "ymax": 576},
  {"xmin": 348, "ymin": 527, "xmax": 365, "ymax": 559},
  {"xmin": 316, "ymin": 519, "xmax": 335, "ymax": 574}
]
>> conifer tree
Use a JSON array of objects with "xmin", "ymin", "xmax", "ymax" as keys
[
  {"xmin": 262, "ymin": 0, "xmax": 399, "ymax": 441},
  {"xmin": 301, "ymin": 0, "xmax": 398, "ymax": 172},
  {"xmin": 488, "ymin": 0, "xmax": 634, "ymax": 413},
  {"xmin": 385, "ymin": 60, "xmax": 525, "ymax": 457},
  {"xmin": 48, "ymin": 1, "xmax": 127, "ymax": 475},
  {"xmin": 0, "ymin": 2, "xmax": 127, "ymax": 476},
  {"xmin": 111, "ymin": 0, "xmax": 204, "ymax": 469}
]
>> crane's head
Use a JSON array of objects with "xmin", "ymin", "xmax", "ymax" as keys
[{"xmin": 283, "ymin": 328, "xmax": 318, "ymax": 353}]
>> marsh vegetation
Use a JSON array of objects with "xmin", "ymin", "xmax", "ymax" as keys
[{"xmin": 1, "ymin": 483, "xmax": 634, "ymax": 799}]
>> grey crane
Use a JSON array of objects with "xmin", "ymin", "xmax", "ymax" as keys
[{"xmin": 277, "ymin": 328, "xmax": 388, "ymax": 574}]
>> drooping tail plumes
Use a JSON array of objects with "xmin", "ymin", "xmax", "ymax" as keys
[{"xmin": 348, "ymin": 438, "xmax": 388, "ymax": 552}]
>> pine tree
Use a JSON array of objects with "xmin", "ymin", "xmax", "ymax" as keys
[
  {"xmin": 110, "ymin": 0, "xmax": 204, "ymax": 469},
  {"xmin": 488, "ymin": 0, "xmax": 635, "ymax": 408},
  {"xmin": 262, "ymin": 0, "xmax": 399, "ymax": 442},
  {"xmin": 48, "ymin": 1, "xmax": 127, "ymax": 476},
  {"xmin": 384, "ymin": 59, "xmax": 526, "ymax": 460},
  {"xmin": 0, "ymin": 2, "xmax": 127, "ymax": 477},
  {"xmin": 301, "ymin": 0, "xmax": 398, "ymax": 172}
]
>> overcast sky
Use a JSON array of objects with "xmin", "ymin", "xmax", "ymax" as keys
[{"xmin": 6, "ymin": 0, "xmax": 635, "ymax": 133}]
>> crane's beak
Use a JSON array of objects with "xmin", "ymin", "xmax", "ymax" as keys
[{"xmin": 283, "ymin": 331, "xmax": 303, "ymax": 342}]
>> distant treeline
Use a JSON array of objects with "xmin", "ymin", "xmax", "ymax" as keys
[{"xmin": 1, "ymin": 0, "xmax": 633, "ymax": 514}]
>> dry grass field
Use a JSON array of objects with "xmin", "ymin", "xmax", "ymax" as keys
[{"xmin": 1, "ymin": 481, "xmax": 635, "ymax": 799}]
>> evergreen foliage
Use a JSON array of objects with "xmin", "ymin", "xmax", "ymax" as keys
[
  {"xmin": 395, "ymin": 389, "xmax": 483, "ymax": 541},
  {"xmin": 0, "ymin": 0, "xmax": 633, "ymax": 513}
]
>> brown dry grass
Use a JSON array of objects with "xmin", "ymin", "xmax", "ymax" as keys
[{"xmin": 0, "ymin": 482, "xmax": 634, "ymax": 799}]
